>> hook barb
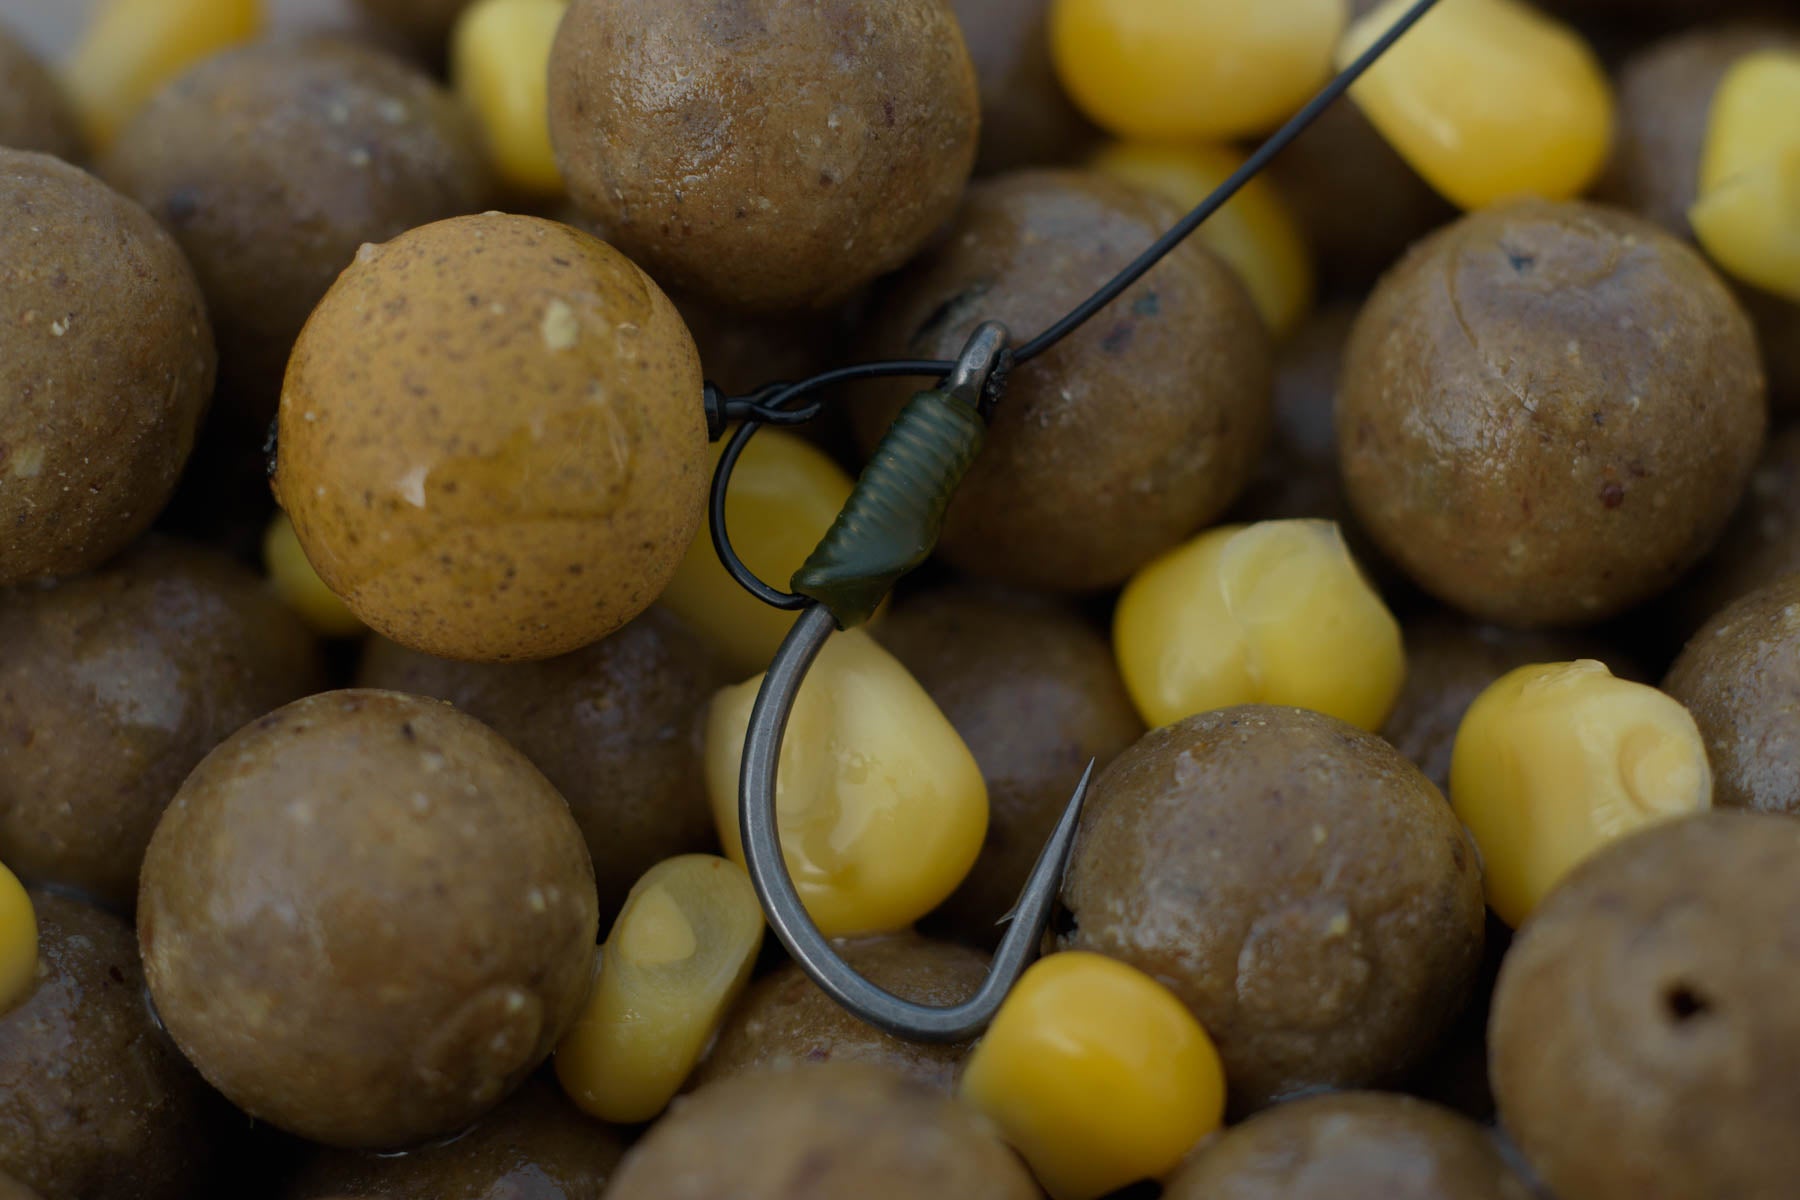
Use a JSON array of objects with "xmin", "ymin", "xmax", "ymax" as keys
[{"xmin": 739, "ymin": 604, "xmax": 1094, "ymax": 1044}]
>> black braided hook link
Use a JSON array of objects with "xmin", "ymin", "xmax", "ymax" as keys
[{"xmin": 705, "ymin": 0, "xmax": 1446, "ymax": 606}]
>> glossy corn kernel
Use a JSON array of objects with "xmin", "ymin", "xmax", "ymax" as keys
[
  {"xmin": 1114, "ymin": 520, "xmax": 1404, "ymax": 732},
  {"xmin": 1689, "ymin": 51, "xmax": 1800, "ymax": 304},
  {"xmin": 961, "ymin": 951, "xmax": 1226, "ymax": 1200},
  {"xmin": 452, "ymin": 0, "xmax": 567, "ymax": 195},
  {"xmin": 1450, "ymin": 660, "xmax": 1712, "ymax": 928},
  {"xmin": 662, "ymin": 430, "xmax": 858, "ymax": 677},
  {"xmin": 1339, "ymin": 0, "xmax": 1613, "ymax": 211},
  {"xmin": 704, "ymin": 629, "xmax": 987, "ymax": 938},
  {"xmin": 1092, "ymin": 142, "xmax": 1314, "ymax": 338},
  {"xmin": 1050, "ymin": 0, "xmax": 1347, "ymax": 141},
  {"xmin": 264, "ymin": 511, "xmax": 364, "ymax": 638},
  {"xmin": 64, "ymin": 0, "xmax": 264, "ymax": 148},
  {"xmin": 0, "ymin": 862, "xmax": 36, "ymax": 1016},
  {"xmin": 556, "ymin": 855, "xmax": 763, "ymax": 1124}
]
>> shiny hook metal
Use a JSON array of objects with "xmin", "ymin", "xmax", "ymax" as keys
[
  {"xmin": 735, "ymin": 322, "xmax": 1091, "ymax": 1043},
  {"xmin": 739, "ymin": 605, "xmax": 1094, "ymax": 1042}
]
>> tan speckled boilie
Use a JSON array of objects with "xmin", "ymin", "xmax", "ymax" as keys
[{"xmin": 275, "ymin": 213, "xmax": 708, "ymax": 663}]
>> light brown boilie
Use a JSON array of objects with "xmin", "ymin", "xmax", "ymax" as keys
[
  {"xmin": 1164, "ymin": 1091, "xmax": 1534, "ymax": 1200},
  {"xmin": 549, "ymin": 0, "xmax": 979, "ymax": 312},
  {"xmin": 358, "ymin": 607, "xmax": 728, "ymax": 920},
  {"xmin": 0, "ymin": 893, "xmax": 216, "ymax": 1200},
  {"xmin": 0, "ymin": 28, "xmax": 81, "ymax": 161},
  {"xmin": 1664, "ymin": 574, "xmax": 1800, "ymax": 816},
  {"xmin": 0, "ymin": 150, "xmax": 214, "ymax": 584},
  {"xmin": 1057, "ymin": 705, "xmax": 1486, "ymax": 1115},
  {"xmin": 871, "ymin": 585, "xmax": 1144, "ymax": 943},
  {"xmin": 697, "ymin": 933, "xmax": 988, "ymax": 1093},
  {"xmin": 1490, "ymin": 812, "xmax": 1800, "ymax": 1200},
  {"xmin": 100, "ymin": 39, "xmax": 491, "ymax": 426},
  {"xmin": 137, "ymin": 690, "xmax": 599, "ymax": 1150},
  {"xmin": 1338, "ymin": 199, "xmax": 1765, "ymax": 628},
  {"xmin": 855, "ymin": 169, "xmax": 1271, "ymax": 591},
  {"xmin": 274, "ymin": 213, "xmax": 708, "ymax": 663},
  {"xmin": 0, "ymin": 539, "xmax": 325, "ymax": 910},
  {"xmin": 284, "ymin": 1078, "xmax": 628, "ymax": 1200},
  {"xmin": 606, "ymin": 1063, "xmax": 1041, "ymax": 1200}
]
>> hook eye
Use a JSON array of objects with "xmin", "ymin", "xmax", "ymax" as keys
[{"xmin": 737, "ymin": 603, "xmax": 1093, "ymax": 1044}]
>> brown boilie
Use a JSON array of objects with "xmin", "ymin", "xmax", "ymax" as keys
[
  {"xmin": 0, "ymin": 539, "xmax": 325, "ymax": 910},
  {"xmin": 1058, "ymin": 705, "xmax": 1486, "ymax": 1115},
  {"xmin": 138, "ymin": 690, "xmax": 599, "ymax": 1150},
  {"xmin": 1338, "ymin": 199, "xmax": 1766, "ymax": 627},
  {"xmin": 0, "ymin": 150, "xmax": 214, "ymax": 585}
]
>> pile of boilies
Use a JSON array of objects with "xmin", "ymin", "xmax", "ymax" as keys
[{"xmin": 1, "ymin": 0, "xmax": 1798, "ymax": 1198}]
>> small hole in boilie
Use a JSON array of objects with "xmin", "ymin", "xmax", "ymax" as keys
[{"xmin": 1664, "ymin": 984, "xmax": 1712, "ymax": 1024}]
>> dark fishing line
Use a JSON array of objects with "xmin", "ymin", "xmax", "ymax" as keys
[{"xmin": 708, "ymin": 0, "xmax": 1444, "ymax": 606}]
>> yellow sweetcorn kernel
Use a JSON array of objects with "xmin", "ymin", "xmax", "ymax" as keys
[
  {"xmin": 1690, "ymin": 52, "xmax": 1800, "ymax": 304},
  {"xmin": 1338, "ymin": 0, "xmax": 1613, "ymax": 211},
  {"xmin": 1450, "ymin": 660, "xmax": 1712, "ymax": 928},
  {"xmin": 704, "ymin": 629, "xmax": 987, "ymax": 938},
  {"xmin": 264, "ymin": 511, "xmax": 364, "ymax": 638},
  {"xmin": 662, "ymin": 430, "xmax": 857, "ymax": 677},
  {"xmin": 64, "ymin": 0, "xmax": 264, "ymax": 149},
  {"xmin": 452, "ymin": 0, "xmax": 568, "ymax": 196},
  {"xmin": 1049, "ymin": 0, "xmax": 1347, "ymax": 142},
  {"xmin": 961, "ymin": 951, "xmax": 1226, "ymax": 1200},
  {"xmin": 555, "ymin": 855, "xmax": 764, "ymax": 1125},
  {"xmin": 1697, "ymin": 52, "xmax": 1800, "ymax": 197},
  {"xmin": 1091, "ymin": 142, "xmax": 1314, "ymax": 338},
  {"xmin": 1693, "ymin": 153, "xmax": 1800, "ymax": 304},
  {"xmin": 1113, "ymin": 520, "xmax": 1404, "ymax": 732},
  {"xmin": 0, "ymin": 862, "xmax": 36, "ymax": 1016}
]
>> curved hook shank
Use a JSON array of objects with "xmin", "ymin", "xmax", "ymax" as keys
[{"xmin": 740, "ymin": 603, "xmax": 1093, "ymax": 1044}]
